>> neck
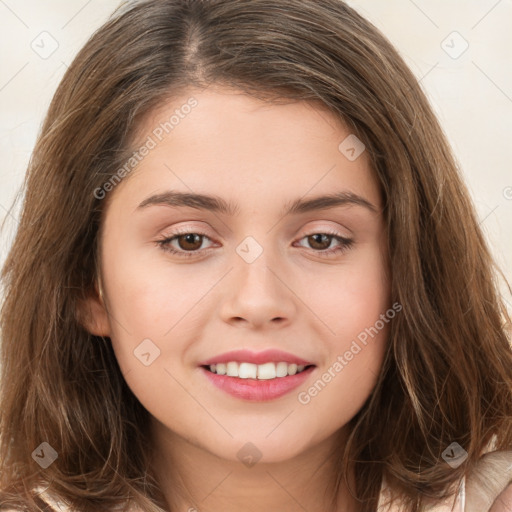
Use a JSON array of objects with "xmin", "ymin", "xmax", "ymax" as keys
[{"xmin": 148, "ymin": 420, "xmax": 362, "ymax": 512}]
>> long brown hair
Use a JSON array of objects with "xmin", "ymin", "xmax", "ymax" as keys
[{"xmin": 1, "ymin": 1, "xmax": 511, "ymax": 511}]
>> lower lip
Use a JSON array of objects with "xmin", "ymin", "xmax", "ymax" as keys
[{"xmin": 200, "ymin": 366, "xmax": 315, "ymax": 401}]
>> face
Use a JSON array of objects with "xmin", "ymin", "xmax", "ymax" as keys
[{"xmin": 85, "ymin": 85, "xmax": 391, "ymax": 466}]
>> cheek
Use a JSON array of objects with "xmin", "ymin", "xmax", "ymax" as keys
[
  {"xmin": 102, "ymin": 245, "xmax": 224, "ymax": 396},
  {"xmin": 305, "ymin": 246, "xmax": 390, "ymax": 340},
  {"xmin": 302, "ymin": 244, "xmax": 390, "ymax": 400},
  {"xmin": 301, "ymin": 341, "xmax": 387, "ymax": 438},
  {"xmin": 103, "ymin": 241, "xmax": 204, "ymax": 334},
  {"xmin": 299, "ymin": 309, "xmax": 390, "ymax": 433},
  {"xmin": 100, "ymin": 246, "xmax": 181, "ymax": 375},
  {"xmin": 335, "ymin": 250, "xmax": 390, "ymax": 377}
]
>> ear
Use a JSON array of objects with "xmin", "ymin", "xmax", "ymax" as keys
[{"xmin": 76, "ymin": 282, "xmax": 111, "ymax": 337}]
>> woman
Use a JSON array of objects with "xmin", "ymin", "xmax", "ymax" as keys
[{"xmin": 1, "ymin": 1, "xmax": 511, "ymax": 510}]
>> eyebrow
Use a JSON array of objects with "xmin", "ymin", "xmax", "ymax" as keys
[{"xmin": 136, "ymin": 190, "xmax": 378, "ymax": 216}]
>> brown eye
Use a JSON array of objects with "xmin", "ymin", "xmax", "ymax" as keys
[
  {"xmin": 295, "ymin": 231, "xmax": 354, "ymax": 257},
  {"xmin": 175, "ymin": 233, "xmax": 204, "ymax": 251},
  {"xmin": 307, "ymin": 234, "xmax": 333, "ymax": 251},
  {"xmin": 156, "ymin": 230, "xmax": 215, "ymax": 258}
]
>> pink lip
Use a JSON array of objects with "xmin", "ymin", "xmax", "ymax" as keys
[
  {"xmin": 200, "ymin": 365, "xmax": 316, "ymax": 401},
  {"xmin": 199, "ymin": 349, "xmax": 314, "ymax": 366}
]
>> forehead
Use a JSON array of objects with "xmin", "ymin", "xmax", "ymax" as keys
[{"xmin": 109, "ymin": 85, "xmax": 381, "ymax": 213}]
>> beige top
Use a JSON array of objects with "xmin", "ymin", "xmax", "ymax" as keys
[
  {"xmin": 377, "ymin": 475, "xmax": 465, "ymax": 512},
  {"xmin": 377, "ymin": 450, "xmax": 512, "ymax": 512},
  {"xmin": 6, "ymin": 451, "xmax": 512, "ymax": 512}
]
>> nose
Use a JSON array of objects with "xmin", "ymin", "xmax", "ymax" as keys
[{"xmin": 219, "ymin": 245, "xmax": 297, "ymax": 329}]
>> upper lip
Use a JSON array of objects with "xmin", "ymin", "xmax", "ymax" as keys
[{"xmin": 199, "ymin": 349, "xmax": 315, "ymax": 367}]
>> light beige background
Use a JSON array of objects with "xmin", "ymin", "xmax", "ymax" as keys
[{"xmin": 1, "ymin": 0, "xmax": 511, "ymax": 309}]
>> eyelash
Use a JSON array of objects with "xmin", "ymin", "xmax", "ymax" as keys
[{"xmin": 156, "ymin": 227, "xmax": 354, "ymax": 259}]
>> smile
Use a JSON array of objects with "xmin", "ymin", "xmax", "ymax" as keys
[
  {"xmin": 200, "ymin": 364, "xmax": 316, "ymax": 401},
  {"xmin": 204, "ymin": 361, "xmax": 311, "ymax": 379}
]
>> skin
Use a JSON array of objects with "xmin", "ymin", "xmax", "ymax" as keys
[{"xmin": 82, "ymin": 84, "xmax": 391, "ymax": 512}]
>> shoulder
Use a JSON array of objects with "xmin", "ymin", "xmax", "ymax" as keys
[
  {"xmin": 377, "ymin": 450, "xmax": 512, "ymax": 512},
  {"xmin": 376, "ymin": 475, "xmax": 465, "ymax": 512}
]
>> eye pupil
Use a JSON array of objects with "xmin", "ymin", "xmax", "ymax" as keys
[
  {"xmin": 309, "ymin": 234, "xmax": 331, "ymax": 250},
  {"xmin": 179, "ymin": 233, "xmax": 202, "ymax": 251}
]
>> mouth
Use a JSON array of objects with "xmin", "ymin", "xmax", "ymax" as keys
[
  {"xmin": 201, "ymin": 361, "xmax": 315, "ymax": 379},
  {"xmin": 200, "ymin": 363, "xmax": 316, "ymax": 401},
  {"xmin": 198, "ymin": 349, "xmax": 317, "ymax": 401},
  {"xmin": 198, "ymin": 348, "xmax": 316, "ymax": 401}
]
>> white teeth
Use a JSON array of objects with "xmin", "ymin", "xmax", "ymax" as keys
[
  {"xmin": 239, "ymin": 362, "xmax": 257, "ymax": 379},
  {"xmin": 207, "ymin": 361, "xmax": 310, "ymax": 379},
  {"xmin": 257, "ymin": 362, "xmax": 276, "ymax": 380},
  {"xmin": 276, "ymin": 362, "xmax": 288, "ymax": 377},
  {"xmin": 226, "ymin": 361, "xmax": 238, "ymax": 377}
]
